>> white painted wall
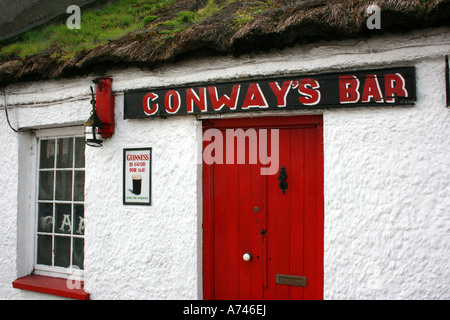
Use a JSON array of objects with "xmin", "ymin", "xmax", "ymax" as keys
[
  {"xmin": 84, "ymin": 112, "xmax": 202, "ymax": 299},
  {"xmin": 323, "ymin": 59, "xmax": 450, "ymax": 299},
  {"xmin": 0, "ymin": 27, "xmax": 448, "ymax": 299}
]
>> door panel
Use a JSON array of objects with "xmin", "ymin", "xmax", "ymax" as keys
[
  {"xmin": 211, "ymin": 151, "xmax": 264, "ymax": 299},
  {"xmin": 203, "ymin": 116, "xmax": 323, "ymax": 300},
  {"xmin": 265, "ymin": 128, "xmax": 291, "ymax": 300}
]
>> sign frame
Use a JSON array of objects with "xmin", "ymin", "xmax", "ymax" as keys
[
  {"xmin": 124, "ymin": 66, "xmax": 416, "ymax": 119},
  {"xmin": 123, "ymin": 147, "xmax": 152, "ymax": 206}
]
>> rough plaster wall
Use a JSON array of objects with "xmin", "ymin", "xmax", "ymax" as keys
[
  {"xmin": 0, "ymin": 104, "xmax": 19, "ymax": 298},
  {"xmin": 0, "ymin": 80, "xmax": 90, "ymax": 299},
  {"xmin": 84, "ymin": 101, "xmax": 201, "ymax": 299},
  {"xmin": 0, "ymin": 103, "xmax": 65, "ymax": 300},
  {"xmin": 0, "ymin": 27, "xmax": 448, "ymax": 299},
  {"xmin": 323, "ymin": 59, "xmax": 450, "ymax": 299}
]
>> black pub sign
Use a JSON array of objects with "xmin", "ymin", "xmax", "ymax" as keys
[{"xmin": 124, "ymin": 67, "xmax": 415, "ymax": 119}]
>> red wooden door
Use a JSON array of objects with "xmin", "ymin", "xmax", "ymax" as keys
[{"xmin": 203, "ymin": 116, "xmax": 323, "ymax": 300}]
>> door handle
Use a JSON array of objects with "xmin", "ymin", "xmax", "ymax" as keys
[
  {"xmin": 277, "ymin": 166, "xmax": 288, "ymax": 194},
  {"xmin": 277, "ymin": 166, "xmax": 287, "ymax": 194},
  {"xmin": 243, "ymin": 252, "xmax": 253, "ymax": 262}
]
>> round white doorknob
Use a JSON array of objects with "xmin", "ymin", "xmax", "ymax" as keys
[{"xmin": 243, "ymin": 252, "xmax": 252, "ymax": 262}]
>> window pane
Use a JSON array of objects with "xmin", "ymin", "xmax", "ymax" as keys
[
  {"xmin": 75, "ymin": 137, "xmax": 85, "ymax": 168},
  {"xmin": 73, "ymin": 237, "xmax": 84, "ymax": 270},
  {"xmin": 38, "ymin": 171, "xmax": 54, "ymax": 200},
  {"xmin": 36, "ymin": 135, "xmax": 85, "ymax": 273},
  {"xmin": 37, "ymin": 235, "xmax": 52, "ymax": 266},
  {"xmin": 55, "ymin": 170, "xmax": 72, "ymax": 201},
  {"xmin": 54, "ymin": 236, "xmax": 71, "ymax": 268},
  {"xmin": 55, "ymin": 204, "xmax": 71, "ymax": 234},
  {"xmin": 38, "ymin": 203, "xmax": 53, "ymax": 233},
  {"xmin": 39, "ymin": 139, "xmax": 55, "ymax": 169},
  {"xmin": 74, "ymin": 171, "xmax": 85, "ymax": 201},
  {"xmin": 57, "ymin": 138, "xmax": 73, "ymax": 168},
  {"xmin": 74, "ymin": 205, "xmax": 84, "ymax": 235}
]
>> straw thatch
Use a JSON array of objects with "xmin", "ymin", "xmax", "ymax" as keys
[{"xmin": 0, "ymin": 0, "xmax": 449, "ymax": 87}]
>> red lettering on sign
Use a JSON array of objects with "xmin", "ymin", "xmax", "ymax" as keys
[
  {"xmin": 186, "ymin": 88, "xmax": 207, "ymax": 113},
  {"xmin": 298, "ymin": 78, "xmax": 321, "ymax": 106},
  {"xmin": 339, "ymin": 75, "xmax": 361, "ymax": 104},
  {"xmin": 242, "ymin": 83, "xmax": 269, "ymax": 109},
  {"xmin": 208, "ymin": 85, "xmax": 241, "ymax": 111},
  {"xmin": 385, "ymin": 73, "xmax": 408, "ymax": 103},
  {"xmin": 165, "ymin": 90, "xmax": 181, "ymax": 114},
  {"xmin": 127, "ymin": 154, "xmax": 150, "ymax": 161},
  {"xmin": 143, "ymin": 92, "xmax": 159, "ymax": 115},
  {"xmin": 362, "ymin": 75, "xmax": 384, "ymax": 103},
  {"xmin": 268, "ymin": 81, "xmax": 292, "ymax": 107}
]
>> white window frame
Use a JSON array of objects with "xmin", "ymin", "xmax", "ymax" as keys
[{"xmin": 33, "ymin": 126, "xmax": 85, "ymax": 280}]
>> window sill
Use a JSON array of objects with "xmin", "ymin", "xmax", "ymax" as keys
[{"xmin": 12, "ymin": 274, "xmax": 90, "ymax": 300}]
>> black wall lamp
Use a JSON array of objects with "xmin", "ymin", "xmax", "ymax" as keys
[{"xmin": 84, "ymin": 86, "xmax": 104, "ymax": 147}]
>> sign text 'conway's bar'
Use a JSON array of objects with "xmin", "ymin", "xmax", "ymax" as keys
[{"xmin": 124, "ymin": 67, "xmax": 416, "ymax": 119}]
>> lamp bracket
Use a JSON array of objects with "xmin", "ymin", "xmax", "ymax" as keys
[{"xmin": 92, "ymin": 78, "xmax": 103, "ymax": 92}]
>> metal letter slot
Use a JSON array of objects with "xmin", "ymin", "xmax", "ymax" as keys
[{"xmin": 275, "ymin": 274, "xmax": 308, "ymax": 287}]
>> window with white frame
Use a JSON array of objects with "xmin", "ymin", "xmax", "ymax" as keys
[{"xmin": 35, "ymin": 134, "xmax": 85, "ymax": 277}]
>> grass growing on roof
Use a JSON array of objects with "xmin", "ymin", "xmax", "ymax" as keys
[
  {"xmin": 231, "ymin": 0, "xmax": 279, "ymax": 29},
  {"xmin": 0, "ymin": 0, "xmax": 285, "ymax": 62},
  {"xmin": 0, "ymin": 0, "xmax": 176, "ymax": 61},
  {"xmin": 157, "ymin": 0, "xmax": 223, "ymax": 35}
]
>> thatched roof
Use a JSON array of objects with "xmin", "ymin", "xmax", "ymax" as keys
[{"xmin": 0, "ymin": 0, "xmax": 449, "ymax": 87}]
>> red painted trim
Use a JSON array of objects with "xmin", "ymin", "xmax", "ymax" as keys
[
  {"xmin": 316, "ymin": 119, "xmax": 325, "ymax": 300},
  {"xmin": 12, "ymin": 275, "xmax": 90, "ymax": 300},
  {"xmin": 202, "ymin": 160, "xmax": 213, "ymax": 300},
  {"xmin": 203, "ymin": 115, "xmax": 322, "ymax": 130}
]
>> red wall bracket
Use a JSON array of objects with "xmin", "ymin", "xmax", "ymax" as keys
[{"xmin": 94, "ymin": 77, "xmax": 115, "ymax": 138}]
